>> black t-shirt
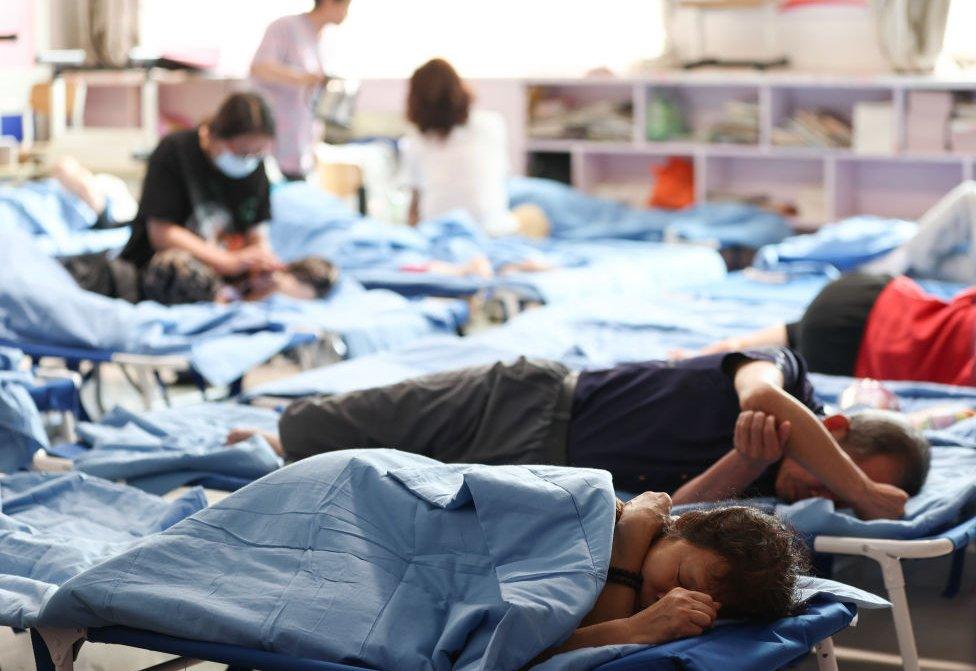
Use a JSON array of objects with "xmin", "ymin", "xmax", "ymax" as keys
[
  {"xmin": 120, "ymin": 129, "xmax": 271, "ymax": 269},
  {"xmin": 567, "ymin": 347, "xmax": 823, "ymax": 496},
  {"xmin": 785, "ymin": 272, "xmax": 892, "ymax": 376}
]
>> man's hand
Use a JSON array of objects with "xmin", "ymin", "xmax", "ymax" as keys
[
  {"xmin": 734, "ymin": 410, "xmax": 790, "ymax": 466},
  {"xmin": 626, "ymin": 588, "xmax": 719, "ymax": 645},
  {"xmin": 852, "ymin": 481, "xmax": 908, "ymax": 520}
]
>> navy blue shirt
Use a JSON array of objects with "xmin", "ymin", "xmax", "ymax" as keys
[{"xmin": 567, "ymin": 347, "xmax": 823, "ymax": 496}]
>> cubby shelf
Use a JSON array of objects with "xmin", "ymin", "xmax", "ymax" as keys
[{"xmin": 523, "ymin": 71, "xmax": 976, "ymax": 226}]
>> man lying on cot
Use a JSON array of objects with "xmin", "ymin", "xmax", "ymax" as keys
[
  {"xmin": 672, "ymin": 272, "xmax": 975, "ymax": 387},
  {"xmin": 230, "ymin": 347, "xmax": 926, "ymax": 520}
]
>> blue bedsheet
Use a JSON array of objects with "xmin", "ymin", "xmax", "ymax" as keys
[
  {"xmin": 0, "ymin": 179, "xmax": 132, "ymax": 256},
  {"xmin": 244, "ymin": 274, "xmax": 817, "ymax": 399},
  {"xmin": 754, "ymin": 216, "xmax": 918, "ymax": 273},
  {"xmin": 0, "ymin": 225, "xmax": 460, "ymax": 384},
  {"xmin": 73, "ymin": 402, "xmax": 282, "ymax": 494},
  {"xmin": 24, "ymin": 450, "xmax": 880, "ymax": 670},
  {"xmin": 0, "ymin": 372, "xmax": 48, "ymax": 472},
  {"xmin": 269, "ymin": 182, "xmax": 728, "ymax": 302},
  {"xmin": 508, "ymin": 177, "xmax": 791, "ymax": 248},
  {"xmin": 0, "ymin": 470, "xmax": 205, "ymax": 627}
]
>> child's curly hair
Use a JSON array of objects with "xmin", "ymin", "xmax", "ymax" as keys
[{"xmin": 666, "ymin": 506, "xmax": 810, "ymax": 620}]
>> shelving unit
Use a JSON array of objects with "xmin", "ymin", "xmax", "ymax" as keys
[{"xmin": 523, "ymin": 71, "xmax": 976, "ymax": 226}]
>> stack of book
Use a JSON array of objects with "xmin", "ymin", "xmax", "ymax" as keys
[
  {"xmin": 772, "ymin": 109, "xmax": 852, "ymax": 148},
  {"xmin": 950, "ymin": 102, "xmax": 976, "ymax": 154},
  {"xmin": 905, "ymin": 91, "xmax": 952, "ymax": 154},
  {"xmin": 701, "ymin": 101, "xmax": 760, "ymax": 145}
]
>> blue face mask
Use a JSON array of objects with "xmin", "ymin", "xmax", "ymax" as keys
[{"xmin": 214, "ymin": 151, "xmax": 261, "ymax": 179}]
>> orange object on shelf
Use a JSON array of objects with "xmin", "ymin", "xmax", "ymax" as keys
[{"xmin": 648, "ymin": 157, "xmax": 695, "ymax": 210}]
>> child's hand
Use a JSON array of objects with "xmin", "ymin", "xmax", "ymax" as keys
[
  {"xmin": 734, "ymin": 410, "xmax": 791, "ymax": 466},
  {"xmin": 626, "ymin": 587, "xmax": 719, "ymax": 645},
  {"xmin": 619, "ymin": 492, "xmax": 672, "ymax": 536}
]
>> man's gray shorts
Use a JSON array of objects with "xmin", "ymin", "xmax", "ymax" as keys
[{"xmin": 279, "ymin": 357, "xmax": 576, "ymax": 465}]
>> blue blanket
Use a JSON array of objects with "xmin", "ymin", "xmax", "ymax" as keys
[
  {"xmin": 74, "ymin": 402, "xmax": 283, "ymax": 494},
  {"xmin": 244, "ymin": 275, "xmax": 816, "ymax": 399},
  {"xmin": 0, "ymin": 225, "xmax": 459, "ymax": 384},
  {"xmin": 38, "ymin": 450, "xmax": 615, "ymax": 669},
  {"xmin": 754, "ymin": 216, "xmax": 918, "ymax": 273},
  {"xmin": 0, "ymin": 471, "xmax": 205, "ymax": 627},
  {"xmin": 508, "ymin": 177, "xmax": 791, "ymax": 247},
  {"xmin": 27, "ymin": 450, "xmax": 880, "ymax": 670},
  {"xmin": 269, "ymin": 183, "xmax": 727, "ymax": 303},
  {"xmin": 0, "ymin": 179, "xmax": 132, "ymax": 256}
]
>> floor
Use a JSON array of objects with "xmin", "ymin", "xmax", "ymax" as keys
[{"xmin": 2, "ymin": 360, "xmax": 974, "ymax": 670}]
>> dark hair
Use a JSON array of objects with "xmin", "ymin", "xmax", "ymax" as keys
[
  {"xmin": 287, "ymin": 257, "xmax": 340, "ymax": 298},
  {"xmin": 843, "ymin": 410, "xmax": 931, "ymax": 497},
  {"xmin": 667, "ymin": 507, "xmax": 809, "ymax": 620},
  {"xmin": 141, "ymin": 249, "xmax": 224, "ymax": 305},
  {"xmin": 407, "ymin": 58, "xmax": 472, "ymax": 137},
  {"xmin": 208, "ymin": 92, "xmax": 276, "ymax": 140}
]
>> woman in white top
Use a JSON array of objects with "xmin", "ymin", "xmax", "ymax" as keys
[{"xmin": 401, "ymin": 59, "xmax": 547, "ymax": 238}]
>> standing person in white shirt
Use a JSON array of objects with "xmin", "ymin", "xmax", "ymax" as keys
[
  {"xmin": 402, "ymin": 58, "xmax": 549, "ymax": 238},
  {"xmin": 250, "ymin": 0, "xmax": 351, "ymax": 181}
]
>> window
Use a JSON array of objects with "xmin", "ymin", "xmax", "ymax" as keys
[{"xmin": 138, "ymin": 0, "xmax": 667, "ymax": 78}]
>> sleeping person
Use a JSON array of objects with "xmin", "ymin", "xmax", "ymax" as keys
[
  {"xmin": 677, "ymin": 272, "xmax": 975, "ymax": 386},
  {"xmin": 149, "ymin": 250, "xmax": 340, "ymax": 303},
  {"xmin": 541, "ymin": 497, "xmax": 806, "ymax": 660},
  {"xmin": 35, "ymin": 447, "xmax": 811, "ymax": 669},
  {"xmin": 229, "ymin": 347, "xmax": 926, "ymax": 521}
]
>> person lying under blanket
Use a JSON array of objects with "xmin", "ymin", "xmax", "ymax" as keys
[
  {"xmin": 61, "ymin": 248, "xmax": 340, "ymax": 304},
  {"xmin": 229, "ymin": 347, "xmax": 926, "ymax": 521},
  {"xmin": 674, "ymin": 272, "xmax": 975, "ymax": 387},
  {"xmin": 34, "ymin": 447, "xmax": 812, "ymax": 668}
]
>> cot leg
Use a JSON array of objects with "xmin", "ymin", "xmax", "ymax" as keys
[
  {"xmin": 61, "ymin": 409, "xmax": 77, "ymax": 443},
  {"xmin": 814, "ymin": 636, "xmax": 838, "ymax": 671},
  {"xmin": 877, "ymin": 554, "xmax": 921, "ymax": 671},
  {"xmin": 33, "ymin": 627, "xmax": 85, "ymax": 671}
]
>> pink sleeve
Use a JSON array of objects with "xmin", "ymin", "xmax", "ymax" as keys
[{"xmin": 251, "ymin": 19, "xmax": 287, "ymax": 66}]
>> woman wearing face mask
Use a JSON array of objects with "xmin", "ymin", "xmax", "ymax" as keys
[{"xmin": 59, "ymin": 92, "xmax": 284, "ymax": 305}]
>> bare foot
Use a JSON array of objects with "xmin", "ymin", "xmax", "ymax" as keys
[{"xmin": 226, "ymin": 428, "xmax": 283, "ymax": 456}]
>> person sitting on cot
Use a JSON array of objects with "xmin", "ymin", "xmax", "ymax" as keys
[
  {"xmin": 538, "ymin": 499, "xmax": 808, "ymax": 659},
  {"xmin": 57, "ymin": 92, "xmax": 286, "ymax": 305},
  {"xmin": 402, "ymin": 58, "xmax": 550, "ymax": 238},
  {"xmin": 229, "ymin": 346, "xmax": 927, "ymax": 521},
  {"xmin": 671, "ymin": 272, "xmax": 976, "ymax": 387}
]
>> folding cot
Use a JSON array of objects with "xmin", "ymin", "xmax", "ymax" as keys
[
  {"xmin": 27, "ymin": 595, "xmax": 856, "ymax": 671},
  {"xmin": 0, "ymin": 332, "xmax": 323, "ymax": 413},
  {"xmin": 240, "ymin": 273, "xmax": 976, "ymax": 671}
]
